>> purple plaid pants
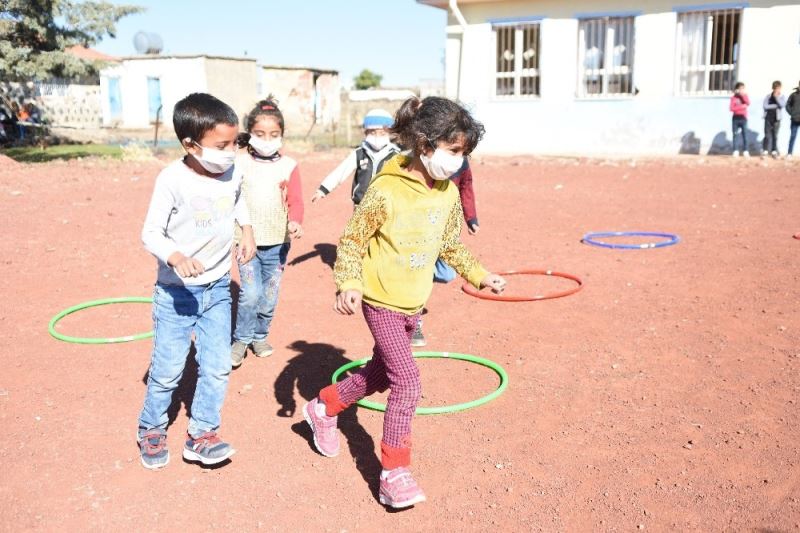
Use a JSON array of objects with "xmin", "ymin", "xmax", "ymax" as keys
[{"xmin": 336, "ymin": 302, "xmax": 422, "ymax": 448}]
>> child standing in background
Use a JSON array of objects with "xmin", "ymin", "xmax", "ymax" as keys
[
  {"xmin": 231, "ymin": 98, "xmax": 304, "ymax": 368},
  {"xmin": 730, "ymin": 81, "xmax": 750, "ymax": 158},
  {"xmin": 302, "ymin": 96, "xmax": 506, "ymax": 509},
  {"xmin": 138, "ymin": 93, "xmax": 255, "ymax": 470},
  {"xmin": 310, "ymin": 109, "xmax": 400, "ymax": 206},
  {"xmin": 762, "ymin": 80, "xmax": 786, "ymax": 158},
  {"xmin": 786, "ymin": 80, "xmax": 800, "ymax": 159}
]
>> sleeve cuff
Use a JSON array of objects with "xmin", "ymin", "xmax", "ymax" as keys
[
  {"xmin": 337, "ymin": 279, "xmax": 363, "ymax": 294},
  {"xmin": 464, "ymin": 265, "xmax": 489, "ymax": 289},
  {"xmin": 467, "ymin": 217, "xmax": 479, "ymax": 229},
  {"xmin": 318, "ymin": 185, "xmax": 330, "ymax": 195}
]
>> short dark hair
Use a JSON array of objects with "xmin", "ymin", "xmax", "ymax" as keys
[
  {"xmin": 772, "ymin": 80, "xmax": 782, "ymax": 89},
  {"xmin": 244, "ymin": 95, "xmax": 285, "ymax": 134},
  {"xmin": 173, "ymin": 93, "xmax": 238, "ymax": 143},
  {"xmin": 391, "ymin": 96, "xmax": 485, "ymax": 156},
  {"xmin": 734, "ymin": 81, "xmax": 745, "ymax": 90}
]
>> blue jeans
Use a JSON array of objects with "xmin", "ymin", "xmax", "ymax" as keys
[
  {"xmin": 138, "ymin": 274, "xmax": 232, "ymax": 438},
  {"xmin": 234, "ymin": 242, "xmax": 290, "ymax": 344},
  {"xmin": 732, "ymin": 115, "xmax": 747, "ymax": 153},
  {"xmin": 789, "ymin": 120, "xmax": 800, "ymax": 155},
  {"xmin": 433, "ymin": 258, "xmax": 457, "ymax": 283}
]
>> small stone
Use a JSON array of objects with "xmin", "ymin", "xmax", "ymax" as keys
[
  {"xmin": 638, "ymin": 524, "xmax": 645, "ymax": 530},
  {"xmin": 683, "ymin": 443, "xmax": 693, "ymax": 450},
  {"xmin": 10, "ymin": 190, "xmax": 22, "ymax": 196}
]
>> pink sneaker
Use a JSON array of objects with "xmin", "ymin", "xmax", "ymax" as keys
[
  {"xmin": 379, "ymin": 467, "xmax": 427, "ymax": 508},
  {"xmin": 302, "ymin": 398, "xmax": 340, "ymax": 457}
]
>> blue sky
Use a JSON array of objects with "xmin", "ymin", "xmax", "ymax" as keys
[{"xmin": 94, "ymin": 0, "xmax": 447, "ymax": 88}]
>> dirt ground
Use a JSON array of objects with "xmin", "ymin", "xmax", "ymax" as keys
[{"xmin": 0, "ymin": 149, "xmax": 798, "ymax": 532}]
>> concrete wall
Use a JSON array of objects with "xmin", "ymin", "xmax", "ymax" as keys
[
  {"xmin": 443, "ymin": 1, "xmax": 800, "ymax": 155},
  {"xmin": 341, "ymin": 91, "xmax": 417, "ymax": 146},
  {"xmin": 101, "ymin": 57, "xmax": 208, "ymax": 130},
  {"xmin": 1, "ymin": 81, "xmax": 102, "ymax": 129},
  {"xmin": 205, "ymin": 58, "xmax": 259, "ymax": 124},
  {"xmin": 259, "ymin": 68, "xmax": 340, "ymax": 136}
]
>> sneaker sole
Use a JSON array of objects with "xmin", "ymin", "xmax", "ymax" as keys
[
  {"xmin": 379, "ymin": 492, "xmax": 427, "ymax": 508},
  {"xmin": 410, "ymin": 339, "xmax": 427, "ymax": 347},
  {"xmin": 182, "ymin": 447, "xmax": 236, "ymax": 465},
  {"xmin": 254, "ymin": 349, "xmax": 273, "ymax": 358},
  {"xmin": 140, "ymin": 453, "xmax": 170, "ymax": 470},
  {"xmin": 302, "ymin": 402, "xmax": 339, "ymax": 458},
  {"xmin": 231, "ymin": 359, "xmax": 244, "ymax": 368}
]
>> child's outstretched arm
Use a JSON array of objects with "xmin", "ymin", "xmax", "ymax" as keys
[
  {"xmin": 286, "ymin": 165, "xmax": 304, "ymax": 238},
  {"xmin": 333, "ymin": 186, "xmax": 388, "ymax": 313},
  {"xmin": 312, "ymin": 150, "xmax": 358, "ymax": 203},
  {"xmin": 439, "ymin": 198, "xmax": 505, "ymax": 293}
]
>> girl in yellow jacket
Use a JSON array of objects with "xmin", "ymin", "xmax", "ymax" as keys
[{"xmin": 302, "ymin": 96, "xmax": 506, "ymax": 509}]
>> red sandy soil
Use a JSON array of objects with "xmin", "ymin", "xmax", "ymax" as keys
[{"xmin": 0, "ymin": 150, "xmax": 798, "ymax": 531}]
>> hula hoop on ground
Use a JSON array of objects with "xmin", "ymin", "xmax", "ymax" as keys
[
  {"xmin": 461, "ymin": 269, "xmax": 583, "ymax": 302},
  {"xmin": 581, "ymin": 231, "xmax": 680, "ymax": 249},
  {"xmin": 48, "ymin": 297, "xmax": 154, "ymax": 344},
  {"xmin": 330, "ymin": 351, "xmax": 508, "ymax": 415}
]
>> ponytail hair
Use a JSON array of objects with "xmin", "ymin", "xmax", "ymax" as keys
[
  {"xmin": 390, "ymin": 96, "xmax": 484, "ymax": 156},
  {"xmin": 244, "ymin": 95, "xmax": 285, "ymax": 134}
]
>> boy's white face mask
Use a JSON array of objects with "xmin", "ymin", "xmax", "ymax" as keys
[
  {"xmin": 249, "ymin": 135, "xmax": 282, "ymax": 157},
  {"xmin": 192, "ymin": 141, "xmax": 235, "ymax": 174},
  {"xmin": 365, "ymin": 134, "xmax": 390, "ymax": 151},
  {"xmin": 420, "ymin": 148, "xmax": 465, "ymax": 181}
]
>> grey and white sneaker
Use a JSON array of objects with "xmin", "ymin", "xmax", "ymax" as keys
[
  {"xmin": 183, "ymin": 431, "xmax": 235, "ymax": 465},
  {"xmin": 231, "ymin": 341, "xmax": 248, "ymax": 368},
  {"xmin": 138, "ymin": 429, "xmax": 169, "ymax": 470},
  {"xmin": 252, "ymin": 339, "xmax": 273, "ymax": 358},
  {"xmin": 411, "ymin": 319, "xmax": 426, "ymax": 347}
]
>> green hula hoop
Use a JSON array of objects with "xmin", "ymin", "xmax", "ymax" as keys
[
  {"xmin": 48, "ymin": 297, "xmax": 154, "ymax": 344},
  {"xmin": 330, "ymin": 351, "xmax": 508, "ymax": 415}
]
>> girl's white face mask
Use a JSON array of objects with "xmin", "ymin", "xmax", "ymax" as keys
[
  {"xmin": 420, "ymin": 147, "xmax": 465, "ymax": 181},
  {"xmin": 192, "ymin": 141, "xmax": 235, "ymax": 174},
  {"xmin": 249, "ymin": 135, "xmax": 282, "ymax": 157},
  {"xmin": 365, "ymin": 134, "xmax": 390, "ymax": 151}
]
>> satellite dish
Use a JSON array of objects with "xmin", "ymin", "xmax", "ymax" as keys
[{"xmin": 133, "ymin": 31, "xmax": 163, "ymax": 55}]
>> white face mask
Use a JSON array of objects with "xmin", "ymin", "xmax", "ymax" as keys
[
  {"xmin": 420, "ymin": 148, "xmax": 465, "ymax": 181},
  {"xmin": 192, "ymin": 141, "xmax": 235, "ymax": 174},
  {"xmin": 249, "ymin": 135, "xmax": 282, "ymax": 157},
  {"xmin": 365, "ymin": 134, "xmax": 390, "ymax": 151}
]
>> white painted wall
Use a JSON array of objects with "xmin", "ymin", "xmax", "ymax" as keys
[
  {"xmin": 444, "ymin": 3, "xmax": 800, "ymax": 155},
  {"xmin": 100, "ymin": 57, "xmax": 207, "ymax": 129}
]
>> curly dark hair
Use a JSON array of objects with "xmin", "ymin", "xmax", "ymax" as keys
[{"xmin": 390, "ymin": 96, "xmax": 484, "ymax": 155}]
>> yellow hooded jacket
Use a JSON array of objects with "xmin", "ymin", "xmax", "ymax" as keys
[{"xmin": 334, "ymin": 154, "xmax": 488, "ymax": 314}]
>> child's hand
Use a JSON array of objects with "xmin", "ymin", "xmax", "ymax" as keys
[
  {"xmin": 237, "ymin": 226, "xmax": 256, "ymax": 263},
  {"xmin": 311, "ymin": 190, "xmax": 325, "ymax": 204},
  {"xmin": 468, "ymin": 222, "xmax": 480, "ymax": 235},
  {"xmin": 171, "ymin": 255, "xmax": 205, "ymax": 278},
  {"xmin": 288, "ymin": 221, "xmax": 304, "ymax": 239},
  {"xmin": 334, "ymin": 290, "xmax": 362, "ymax": 315},
  {"xmin": 481, "ymin": 273, "xmax": 506, "ymax": 294}
]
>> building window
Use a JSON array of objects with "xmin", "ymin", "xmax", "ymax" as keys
[
  {"xmin": 577, "ymin": 17, "xmax": 635, "ymax": 97},
  {"xmin": 676, "ymin": 8, "xmax": 741, "ymax": 95},
  {"xmin": 493, "ymin": 23, "xmax": 540, "ymax": 97}
]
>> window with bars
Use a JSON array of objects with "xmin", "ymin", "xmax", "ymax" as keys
[
  {"xmin": 577, "ymin": 17, "xmax": 635, "ymax": 97},
  {"xmin": 493, "ymin": 23, "xmax": 540, "ymax": 97},
  {"xmin": 676, "ymin": 9, "xmax": 741, "ymax": 95}
]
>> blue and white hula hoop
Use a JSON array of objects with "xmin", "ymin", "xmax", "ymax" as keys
[{"xmin": 581, "ymin": 231, "xmax": 680, "ymax": 250}]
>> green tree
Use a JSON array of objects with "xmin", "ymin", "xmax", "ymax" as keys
[
  {"xmin": 353, "ymin": 69, "xmax": 382, "ymax": 90},
  {"xmin": 0, "ymin": 0, "xmax": 143, "ymax": 81}
]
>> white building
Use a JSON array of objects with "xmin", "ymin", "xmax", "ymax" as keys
[
  {"xmin": 419, "ymin": 0, "xmax": 800, "ymax": 155},
  {"xmin": 99, "ymin": 55, "xmax": 258, "ymax": 130}
]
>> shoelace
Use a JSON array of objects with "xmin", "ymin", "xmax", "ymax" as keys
[
  {"xmin": 141, "ymin": 433, "xmax": 165, "ymax": 455},
  {"xmin": 191, "ymin": 431, "xmax": 221, "ymax": 451}
]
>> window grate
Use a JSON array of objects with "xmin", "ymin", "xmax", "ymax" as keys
[
  {"xmin": 493, "ymin": 23, "xmax": 540, "ymax": 98},
  {"xmin": 577, "ymin": 16, "xmax": 635, "ymax": 98},
  {"xmin": 676, "ymin": 9, "xmax": 741, "ymax": 96}
]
